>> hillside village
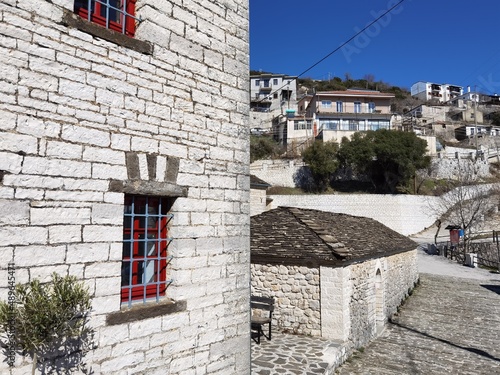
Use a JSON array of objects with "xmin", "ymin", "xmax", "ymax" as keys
[
  {"xmin": 249, "ymin": 73, "xmax": 500, "ymax": 198},
  {"xmin": 0, "ymin": 2, "xmax": 499, "ymax": 375},
  {"xmin": 250, "ymin": 72, "xmax": 500, "ymax": 157}
]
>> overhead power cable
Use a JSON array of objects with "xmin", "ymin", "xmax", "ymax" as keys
[{"xmin": 254, "ymin": 0, "xmax": 407, "ymax": 104}]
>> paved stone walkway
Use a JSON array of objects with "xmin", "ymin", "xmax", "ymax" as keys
[
  {"xmin": 251, "ymin": 241, "xmax": 500, "ymax": 374},
  {"xmin": 335, "ymin": 272, "xmax": 500, "ymax": 374},
  {"xmin": 251, "ymin": 332, "xmax": 345, "ymax": 375}
]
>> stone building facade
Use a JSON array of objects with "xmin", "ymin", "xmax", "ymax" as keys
[
  {"xmin": 249, "ymin": 174, "xmax": 271, "ymax": 217},
  {"xmin": 251, "ymin": 207, "xmax": 418, "ymax": 353},
  {"xmin": 0, "ymin": 1, "xmax": 250, "ymax": 374}
]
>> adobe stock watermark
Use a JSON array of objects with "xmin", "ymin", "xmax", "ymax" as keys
[
  {"xmin": 478, "ymin": 74, "xmax": 500, "ymax": 95},
  {"xmin": 342, "ymin": 0, "xmax": 407, "ymax": 63},
  {"xmin": 6, "ymin": 256, "xmax": 16, "ymax": 367}
]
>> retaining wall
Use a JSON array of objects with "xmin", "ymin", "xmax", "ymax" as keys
[{"xmin": 269, "ymin": 194, "xmax": 439, "ymax": 236}]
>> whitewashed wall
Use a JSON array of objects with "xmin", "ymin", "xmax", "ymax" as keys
[
  {"xmin": 0, "ymin": 1, "xmax": 250, "ymax": 374},
  {"xmin": 269, "ymin": 194, "xmax": 438, "ymax": 236}
]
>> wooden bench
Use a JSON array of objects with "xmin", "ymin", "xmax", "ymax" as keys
[{"xmin": 251, "ymin": 295, "xmax": 274, "ymax": 344}]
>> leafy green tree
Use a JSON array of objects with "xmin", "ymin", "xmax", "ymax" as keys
[
  {"xmin": 250, "ymin": 135, "xmax": 283, "ymax": 163},
  {"xmin": 302, "ymin": 141, "xmax": 339, "ymax": 192},
  {"xmin": 338, "ymin": 129, "xmax": 431, "ymax": 193},
  {"xmin": 490, "ymin": 111, "xmax": 500, "ymax": 126}
]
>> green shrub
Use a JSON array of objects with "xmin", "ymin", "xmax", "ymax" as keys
[{"xmin": 0, "ymin": 273, "xmax": 93, "ymax": 374}]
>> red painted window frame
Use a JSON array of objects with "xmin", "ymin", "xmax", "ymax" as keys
[
  {"xmin": 121, "ymin": 196, "xmax": 169, "ymax": 303},
  {"xmin": 74, "ymin": 0, "xmax": 137, "ymax": 37}
]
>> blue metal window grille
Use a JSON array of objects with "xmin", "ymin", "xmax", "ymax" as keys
[
  {"xmin": 74, "ymin": 0, "xmax": 140, "ymax": 36},
  {"xmin": 121, "ymin": 195, "xmax": 173, "ymax": 306}
]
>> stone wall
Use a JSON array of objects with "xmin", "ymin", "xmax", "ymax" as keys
[
  {"xmin": 429, "ymin": 157, "xmax": 490, "ymax": 180},
  {"xmin": 252, "ymin": 249, "xmax": 418, "ymax": 351},
  {"xmin": 346, "ymin": 250, "xmax": 418, "ymax": 350},
  {"xmin": 250, "ymin": 159, "xmax": 309, "ymax": 188},
  {"xmin": 347, "ymin": 260, "xmax": 377, "ymax": 349},
  {"xmin": 270, "ymin": 194, "xmax": 439, "ymax": 236},
  {"xmin": 251, "ymin": 264, "xmax": 321, "ymax": 336},
  {"xmin": 250, "ymin": 188, "xmax": 267, "ymax": 216},
  {"xmin": 0, "ymin": 1, "xmax": 250, "ymax": 374},
  {"xmin": 384, "ymin": 250, "xmax": 419, "ymax": 318},
  {"xmin": 250, "ymin": 156, "xmax": 492, "ymax": 190}
]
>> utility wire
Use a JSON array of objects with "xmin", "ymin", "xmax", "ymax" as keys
[{"xmin": 254, "ymin": 0, "xmax": 407, "ymax": 104}]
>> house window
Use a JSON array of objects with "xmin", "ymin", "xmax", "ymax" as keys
[
  {"xmin": 348, "ymin": 119, "xmax": 359, "ymax": 131},
  {"xmin": 354, "ymin": 102, "xmax": 361, "ymax": 113},
  {"xmin": 368, "ymin": 102, "xmax": 376, "ymax": 113},
  {"xmin": 336, "ymin": 101, "xmax": 343, "ymax": 112},
  {"xmin": 75, "ymin": 0, "xmax": 138, "ymax": 37},
  {"xmin": 322, "ymin": 100, "xmax": 332, "ymax": 108},
  {"xmin": 121, "ymin": 195, "xmax": 173, "ymax": 306},
  {"xmin": 320, "ymin": 119, "xmax": 338, "ymax": 130},
  {"xmin": 273, "ymin": 78, "xmax": 278, "ymax": 85}
]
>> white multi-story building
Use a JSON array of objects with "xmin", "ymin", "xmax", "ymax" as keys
[
  {"xmin": 273, "ymin": 89, "xmax": 395, "ymax": 151},
  {"xmin": 249, "ymin": 74, "xmax": 297, "ymax": 133},
  {"xmin": 250, "ymin": 73, "xmax": 297, "ymax": 113},
  {"xmin": 411, "ymin": 81, "xmax": 463, "ymax": 103}
]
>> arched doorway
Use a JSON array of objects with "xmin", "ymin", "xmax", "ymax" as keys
[{"xmin": 375, "ymin": 268, "xmax": 384, "ymax": 334}]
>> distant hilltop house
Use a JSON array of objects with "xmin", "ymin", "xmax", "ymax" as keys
[
  {"xmin": 251, "ymin": 207, "xmax": 419, "ymax": 351},
  {"xmin": 249, "ymin": 73, "xmax": 298, "ymax": 137},
  {"xmin": 272, "ymin": 89, "xmax": 395, "ymax": 153},
  {"xmin": 250, "ymin": 73, "xmax": 298, "ymax": 113},
  {"xmin": 411, "ymin": 81, "xmax": 464, "ymax": 103},
  {"xmin": 0, "ymin": 0, "xmax": 250, "ymax": 374},
  {"xmin": 403, "ymin": 84, "xmax": 500, "ymax": 146}
]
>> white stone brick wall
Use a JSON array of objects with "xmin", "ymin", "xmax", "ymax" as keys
[
  {"xmin": 384, "ymin": 250, "xmax": 419, "ymax": 317},
  {"xmin": 270, "ymin": 194, "xmax": 439, "ymax": 236},
  {"xmin": 250, "ymin": 188, "xmax": 267, "ymax": 216},
  {"xmin": 252, "ymin": 250, "xmax": 418, "ymax": 355},
  {"xmin": 250, "ymin": 159, "xmax": 308, "ymax": 188},
  {"xmin": 346, "ymin": 250, "xmax": 418, "ymax": 351},
  {"xmin": 0, "ymin": 0, "xmax": 250, "ymax": 374}
]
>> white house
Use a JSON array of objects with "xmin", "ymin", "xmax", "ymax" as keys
[
  {"xmin": 273, "ymin": 89, "xmax": 394, "ymax": 150},
  {"xmin": 250, "ymin": 73, "xmax": 298, "ymax": 114},
  {"xmin": 411, "ymin": 81, "xmax": 463, "ymax": 103}
]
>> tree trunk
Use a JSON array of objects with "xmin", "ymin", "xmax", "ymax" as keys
[{"xmin": 32, "ymin": 352, "xmax": 37, "ymax": 375}]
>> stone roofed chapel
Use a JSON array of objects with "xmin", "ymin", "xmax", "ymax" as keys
[
  {"xmin": 251, "ymin": 207, "xmax": 419, "ymax": 351},
  {"xmin": 0, "ymin": 0, "xmax": 250, "ymax": 374}
]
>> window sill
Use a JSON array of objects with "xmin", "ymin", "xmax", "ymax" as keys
[
  {"xmin": 106, "ymin": 299, "xmax": 187, "ymax": 325},
  {"xmin": 62, "ymin": 9, "xmax": 153, "ymax": 55}
]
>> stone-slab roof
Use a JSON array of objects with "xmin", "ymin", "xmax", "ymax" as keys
[
  {"xmin": 251, "ymin": 207, "xmax": 418, "ymax": 267},
  {"xmin": 250, "ymin": 174, "xmax": 271, "ymax": 189}
]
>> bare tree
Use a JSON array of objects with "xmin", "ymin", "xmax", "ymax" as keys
[{"xmin": 434, "ymin": 160, "xmax": 500, "ymax": 257}]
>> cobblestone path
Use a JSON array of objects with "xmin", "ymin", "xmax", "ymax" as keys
[{"xmin": 336, "ymin": 273, "xmax": 500, "ymax": 374}]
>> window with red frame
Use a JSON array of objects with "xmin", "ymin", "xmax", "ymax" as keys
[
  {"xmin": 121, "ymin": 195, "xmax": 173, "ymax": 306},
  {"xmin": 74, "ymin": 0, "xmax": 137, "ymax": 37}
]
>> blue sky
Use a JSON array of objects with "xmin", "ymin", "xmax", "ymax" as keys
[{"xmin": 250, "ymin": 0, "xmax": 500, "ymax": 93}]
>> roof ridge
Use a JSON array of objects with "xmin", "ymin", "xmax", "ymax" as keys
[{"xmin": 286, "ymin": 207, "xmax": 351, "ymax": 259}]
